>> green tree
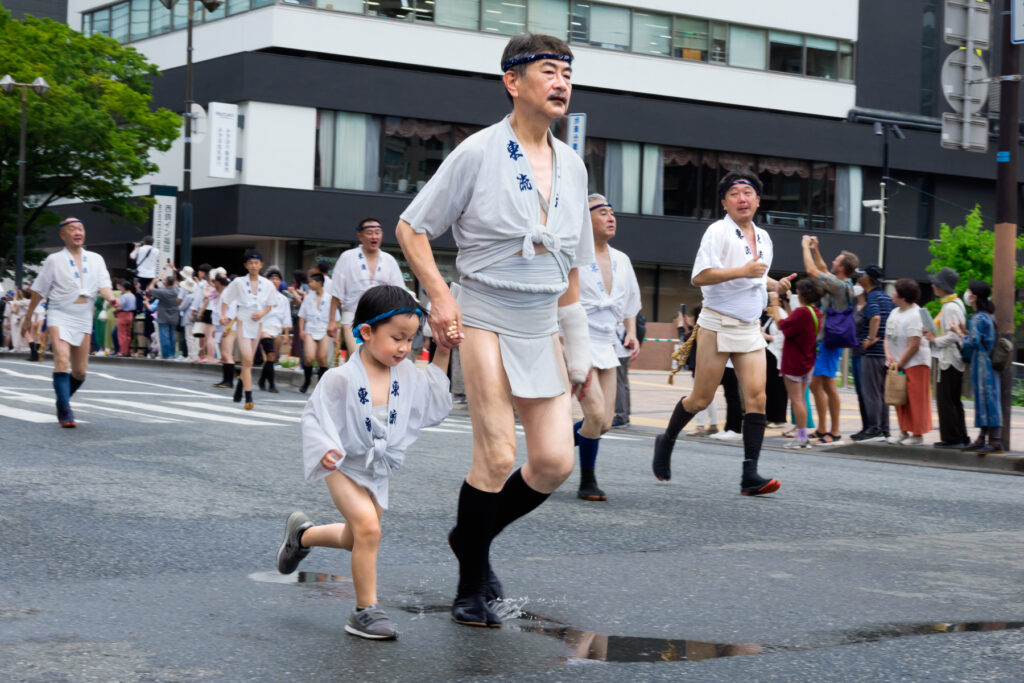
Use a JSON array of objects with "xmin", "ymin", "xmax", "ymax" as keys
[
  {"xmin": 0, "ymin": 8, "xmax": 179, "ymax": 280},
  {"xmin": 924, "ymin": 205, "xmax": 1024, "ymax": 327}
]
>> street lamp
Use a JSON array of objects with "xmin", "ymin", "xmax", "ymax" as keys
[
  {"xmin": 869, "ymin": 120, "xmax": 905, "ymax": 269},
  {"xmin": 1, "ymin": 74, "xmax": 50, "ymax": 290},
  {"xmin": 159, "ymin": 0, "xmax": 223, "ymax": 269}
]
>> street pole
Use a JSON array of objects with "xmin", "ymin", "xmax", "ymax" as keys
[
  {"xmin": 994, "ymin": 0, "xmax": 1019, "ymax": 450},
  {"xmin": 182, "ymin": 0, "xmax": 195, "ymax": 270},
  {"xmin": 16, "ymin": 86, "xmax": 27, "ymax": 290},
  {"xmin": 878, "ymin": 124, "xmax": 889, "ymax": 269}
]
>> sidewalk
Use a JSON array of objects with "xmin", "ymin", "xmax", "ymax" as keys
[{"xmin": 614, "ymin": 369, "xmax": 1024, "ymax": 475}]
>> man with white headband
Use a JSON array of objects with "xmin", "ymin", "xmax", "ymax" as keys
[
  {"xmin": 23, "ymin": 217, "xmax": 117, "ymax": 427},
  {"xmin": 651, "ymin": 170, "xmax": 795, "ymax": 496},
  {"xmin": 397, "ymin": 33, "xmax": 593, "ymax": 628}
]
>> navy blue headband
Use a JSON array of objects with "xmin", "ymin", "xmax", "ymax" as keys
[
  {"xmin": 353, "ymin": 307, "xmax": 424, "ymax": 343},
  {"xmin": 720, "ymin": 179, "xmax": 760, "ymax": 200},
  {"xmin": 501, "ymin": 52, "xmax": 573, "ymax": 72},
  {"xmin": 589, "ymin": 202, "xmax": 613, "ymax": 212}
]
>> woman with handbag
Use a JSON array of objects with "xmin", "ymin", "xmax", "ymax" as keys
[
  {"xmin": 951, "ymin": 281, "xmax": 1003, "ymax": 454},
  {"xmin": 883, "ymin": 278, "xmax": 932, "ymax": 445}
]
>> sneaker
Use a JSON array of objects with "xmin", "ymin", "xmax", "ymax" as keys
[
  {"xmin": 933, "ymin": 441, "xmax": 970, "ymax": 449},
  {"xmin": 345, "ymin": 605, "xmax": 399, "ymax": 640},
  {"xmin": 710, "ymin": 430, "xmax": 742, "ymax": 441},
  {"xmin": 56, "ymin": 402, "xmax": 76, "ymax": 428},
  {"xmin": 276, "ymin": 511, "xmax": 313, "ymax": 575},
  {"xmin": 611, "ymin": 416, "xmax": 629, "ymax": 428},
  {"xmin": 692, "ymin": 425, "xmax": 719, "ymax": 436},
  {"xmin": 767, "ymin": 422, "xmax": 789, "ymax": 430},
  {"xmin": 740, "ymin": 475, "xmax": 781, "ymax": 496},
  {"xmin": 783, "ymin": 438, "xmax": 812, "ymax": 449},
  {"xmin": 851, "ymin": 429, "xmax": 883, "ymax": 442},
  {"xmin": 974, "ymin": 443, "xmax": 1005, "ymax": 455}
]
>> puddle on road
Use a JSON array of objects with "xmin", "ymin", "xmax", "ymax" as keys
[{"xmin": 250, "ymin": 573, "xmax": 1023, "ymax": 664}]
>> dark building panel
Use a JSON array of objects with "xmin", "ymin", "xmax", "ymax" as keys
[
  {"xmin": 6, "ymin": 0, "xmax": 67, "ymax": 22},
  {"xmin": 856, "ymin": 0, "xmax": 925, "ymax": 113}
]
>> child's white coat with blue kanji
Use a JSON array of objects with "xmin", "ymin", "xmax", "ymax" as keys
[{"xmin": 301, "ymin": 348, "xmax": 452, "ymax": 508}]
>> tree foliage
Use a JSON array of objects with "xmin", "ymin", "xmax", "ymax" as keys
[
  {"xmin": 0, "ymin": 8, "xmax": 179, "ymax": 279},
  {"xmin": 924, "ymin": 205, "xmax": 1024, "ymax": 327}
]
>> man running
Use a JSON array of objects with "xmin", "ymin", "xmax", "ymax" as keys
[
  {"xmin": 397, "ymin": 33, "xmax": 593, "ymax": 627},
  {"xmin": 23, "ymin": 217, "xmax": 117, "ymax": 427}
]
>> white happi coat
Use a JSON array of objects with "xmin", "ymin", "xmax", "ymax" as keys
[
  {"xmin": 259, "ymin": 291, "xmax": 291, "ymax": 337},
  {"xmin": 220, "ymin": 275, "xmax": 276, "ymax": 339},
  {"xmin": 301, "ymin": 348, "xmax": 452, "ymax": 508},
  {"xmin": 400, "ymin": 114, "xmax": 594, "ymax": 290},
  {"xmin": 298, "ymin": 290, "xmax": 332, "ymax": 340},
  {"xmin": 329, "ymin": 248, "xmax": 406, "ymax": 325},
  {"xmin": 692, "ymin": 214, "xmax": 774, "ymax": 324},
  {"xmin": 579, "ymin": 246, "xmax": 641, "ymax": 369},
  {"xmin": 31, "ymin": 248, "xmax": 112, "ymax": 346}
]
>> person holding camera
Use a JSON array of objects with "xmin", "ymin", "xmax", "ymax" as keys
[{"xmin": 129, "ymin": 236, "xmax": 159, "ymax": 290}]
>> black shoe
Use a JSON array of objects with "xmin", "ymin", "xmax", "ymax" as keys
[
  {"xmin": 961, "ymin": 437, "xmax": 986, "ymax": 452},
  {"xmin": 211, "ymin": 381, "xmax": 233, "ymax": 389},
  {"xmin": 577, "ymin": 468, "xmax": 607, "ymax": 501},
  {"xmin": 448, "ymin": 529, "xmax": 503, "ymax": 602},
  {"xmin": 451, "ymin": 593, "xmax": 501, "ymax": 628},
  {"xmin": 611, "ymin": 416, "xmax": 629, "ymax": 428},
  {"xmin": 258, "ymin": 376, "xmax": 266, "ymax": 391},
  {"xmin": 974, "ymin": 443, "xmax": 1004, "ymax": 455},
  {"xmin": 298, "ymin": 381, "xmax": 310, "ymax": 394},
  {"xmin": 276, "ymin": 511, "xmax": 313, "ymax": 575},
  {"xmin": 933, "ymin": 441, "xmax": 970, "ymax": 449},
  {"xmin": 740, "ymin": 474, "xmax": 781, "ymax": 496},
  {"xmin": 233, "ymin": 379, "xmax": 243, "ymax": 403},
  {"xmin": 267, "ymin": 384, "xmax": 279, "ymax": 394},
  {"xmin": 851, "ymin": 429, "xmax": 885, "ymax": 442},
  {"xmin": 652, "ymin": 433, "xmax": 673, "ymax": 481},
  {"xmin": 56, "ymin": 402, "xmax": 76, "ymax": 428}
]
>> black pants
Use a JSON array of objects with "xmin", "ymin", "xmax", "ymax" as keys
[
  {"xmin": 765, "ymin": 351, "xmax": 788, "ymax": 424},
  {"xmin": 721, "ymin": 366, "xmax": 743, "ymax": 433},
  {"xmin": 936, "ymin": 366, "xmax": 968, "ymax": 445},
  {"xmin": 614, "ymin": 356, "xmax": 630, "ymax": 423}
]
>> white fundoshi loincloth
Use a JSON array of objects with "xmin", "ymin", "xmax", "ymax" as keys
[
  {"xmin": 698, "ymin": 307, "xmax": 766, "ymax": 354},
  {"xmin": 46, "ymin": 301, "xmax": 94, "ymax": 346}
]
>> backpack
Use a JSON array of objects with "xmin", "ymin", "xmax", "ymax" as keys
[
  {"xmin": 823, "ymin": 280, "xmax": 858, "ymax": 349},
  {"xmin": 990, "ymin": 335, "xmax": 1013, "ymax": 372}
]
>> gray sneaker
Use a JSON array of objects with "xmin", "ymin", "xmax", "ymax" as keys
[
  {"xmin": 276, "ymin": 511, "xmax": 313, "ymax": 575},
  {"xmin": 345, "ymin": 605, "xmax": 399, "ymax": 640}
]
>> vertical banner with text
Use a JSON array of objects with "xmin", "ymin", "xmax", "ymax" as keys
[
  {"xmin": 151, "ymin": 186, "xmax": 177, "ymax": 272},
  {"xmin": 567, "ymin": 113, "xmax": 587, "ymax": 160},
  {"xmin": 208, "ymin": 102, "xmax": 239, "ymax": 179}
]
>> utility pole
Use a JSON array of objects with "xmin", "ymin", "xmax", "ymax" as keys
[{"xmin": 994, "ymin": 0, "xmax": 1019, "ymax": 450}]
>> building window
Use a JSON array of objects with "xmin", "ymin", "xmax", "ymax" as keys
[
  {"xmin": 758, "ymin": 157, "xmax": 835, "ymax": 229},
  {"xmin": 838, "ymin": 42, "xmax": 854, "ymax": 80},
  {"xmin": 603, "ymin": 140, "xmax": 662, "ymax": 215},
  {"xmin": 367, "ymin": 0, "xmax": 431, "ymax": 21},
  {"xmin": 316, "ymin": 110, "xmax": 381, "ymax": 191},
  {"xmin": 482, "ymin": 0, "xmax": 526, "ymax": 35},
  {"xmin": 91, "ymin": 7, "xmax": 111, "ymax": 36},
  {"xmin": 380, "ymin": 117, "xmax": 453, "ymax": 194},
  {"xmin": 710, "ymin": 22, "xmax": 727, "ymax": 63},
  {"xmin": 172, "ymin": 1, "xmax": 189, "ymax": 30},
  {"xmin": 805, "ymin": 36, "xmax": 837, "ymax": 78},
  {"xmin": 111, "ymin": 2, "xmax": 131, "ymax": 42},
  {"xmin": 768, "ymin": 31, "xmax": 803, "ymax": 74},
  {"xmin": 673, "ymin": 17, "xmax": 707, "ymax": 62},
  {"xmin": 632, "ymin": 10, "xmax": 671, "ymax": 57},
  {"xmin": 570, "ymin": 1, "xmax": 629, "ymax": 51},
  {"xmin": 528, "ymin": 0, "xmax": 569, "ymax": 39},
  {"xmin": 728, "ymin": 26, "xmax": 766, "ymax": 70},
  {"xmin": 583, "ymin": 139, "xmax": 606, "ymax": 196},
  {"xmin": 203, "ymin": 1, "xmax": 226, "ymax": 21},
  {"xmin": 227, "ymin": 0, "xmax": 252, "ymax": 15},
  {"xmin": 435, "ymin": 0, "xmax": 480, "ymax": 30},
  {"xmin": 130, "ymin": 0, "xmax": 150, "ymax": 39},
  {"xmin": 150, "ymin": 0, "xmax": 171, "ymax": 35}
]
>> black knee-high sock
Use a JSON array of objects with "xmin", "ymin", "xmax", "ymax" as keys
[
  {"xmin": 664, "ymin": 397, "xmax": 696, "ymax": 442},
  {"xmin": 317, "ymin": 366, "xmax": 328, "ymax": 380},
  {"xmin": 491, "ymin": 468, "xmax": 549, "ymax": 540},
  {"xmin": 221, "ymin": 362, "xmax": 233, "ymax": 384},
  {"xmin": 69, "ymin": 375, "xmax": 85, "ymax": 397},
  {"xmin": 303, "ymin": 365, "xmax": 313, "ymax": 383},
  {"xmin": 741, "ymin": 413, "xmax": 767, "ymax": 480},
  {"xmin": 265, "ymin": 361, "xmax": 275, "ymax": 387},
  {"xmin": 453, "ymin": 480, "xmax": 500, "ymax": 595}
]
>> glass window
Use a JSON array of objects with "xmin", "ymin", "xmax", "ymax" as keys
[
  {"xmin": 203, "ymin": 1, "xmax": 227, "ymax": 20},
  {"xmin": 253, "ymin": 0, "xmax": 275, "ymax": 7},
  {"xmin": 482, "ymin": 0, "xmax": 525, "ymax": 35},
  {"xmin": 632, "ymin": 11, "xmax": 671, "ymax": 57},
  {"xmin": 662, "ymin": 147, "xmax": 701, "ymax": 218},
  {"xmin": 150, "ymin": 0, "xmax": 171, "ymax": 34},
  {"xmin": 838, "ymin": 41, "xmax": 854, "ymax": 80},
  {"xmin": 315, "ymin": 110, "xmax": 334, "ymax": 188},
  {"xmin": 227, "ymin": 0, "xmax": 251, "ymax": 15},
  {"xmin": 130, "ymin": 0, "xmax": 150, "ymax": 40},
  {"xmin": 673, "ymin": 17, "xmax": 707, "ymax": 62},
  {"xmin": 435, "ymin": 0, "xmax": 479, "ymax": 29},
  {"xmin": 333, "ymin": 112, "xmax": 381, "ymax": 191},
  {"xmin": 528, "ymin": 0, "xmax": 568, "ymax": 39},
  {"xmin": 171, "ymin": 1, "xmax": 188, "ymax": 29},
  {"xmin": 728, "ymin": 26, "xmax": 765, "ymax": 69},
  {"xmin": 380, "ymin": 117, "xmax": 452, "ymax": 194},
  {"xmin": 313, "ymin": 0, "xmax": 363, "ymax": 10},
  {"xmin": 571, "ymin": 1, "xmax": 628, "ymax": 51},
  {"xmin": 584, "ymin": 138, "xmax": 605, "ymax": 195},
  {"xmin": 709, "ymin": 22, "xmax": 727, "ymax": 63},
  {"xmin": 368, "ymin": 0, "xmax": 417, "ymax": 20},
  {"xmin": 82, "ymin": 12, "xmax": 93, "ymax": 36},
  {"xmin": 110, "ymin": 2, "xmax": 130, "ymax": 42},
  {"xmin": 806, "ymin": 36, "xmax": 839, "ymax": 79},
  {"xmin": 769, "ymin": 31, "xmax": 803, "ymax": 74},
  {"xmin": 92, "ymin": 9, "xmax": 111, "ymax": 36}
]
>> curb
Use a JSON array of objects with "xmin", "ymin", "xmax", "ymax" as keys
[{"xmin": 817, "ymin": 441, "xmax": 1024, "ymax": 475}]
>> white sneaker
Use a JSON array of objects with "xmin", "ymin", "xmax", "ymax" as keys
[
  {"xmin": 900, "ymin": 435, "xmax": 923, "ymax": 446},
  {"xmin": 767, "ymin": 422, "xmax": 789, "ymax": 430},
  {"xmin": 783, "ymin": 438, "xmax": 812, "ymax": 449},
  {"xmin": 710, "ymin": 430, "xmax": 742, "ymax": 441}
]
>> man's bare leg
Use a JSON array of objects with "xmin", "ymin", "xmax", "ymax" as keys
[
  {"xmin": 731, "ymin": 348, "xmax": 779, "ymax": 495},
  {"xmin": 652, "ymin": 326, "xmax": 730, "ymax": 481},
  {"xmin": 49, "ymin": 327, "xmax": 90, "ymax": 427},
  {"xmin": 575, "ymin": 366, "xmax": 618, "ymax": 500},
  {"xmin": 341, "ymin": 324, "xmax": 358, "ymax": 365}
]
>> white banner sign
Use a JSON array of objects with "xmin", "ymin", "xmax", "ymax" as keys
[
  {"xmin": 567, "ymin": 113, "xmax": 586, "ymax": 160},
  {"xmin": 152, "ymin": 188, "xmax": 176, "ymax": 271},
  {"xmin": 208, "ymin": 101, "xmax": 238, "ymax": 179}
]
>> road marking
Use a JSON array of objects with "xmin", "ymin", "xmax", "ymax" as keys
[
  {"xmin": 0, "ymin": 402, "xmax": 58, "ymax": 423},
  {"xmin": 167, "ymin": 401, "xmax": 301, "ymax": 422},
  {"xmin": 423, "ymin": 427, "xmax": 472, "ymax": 434},
  {"xmin": 0, "ymin": 389, "xmax": 177, "ymax": 423},
  {"xmin": 0, "ymin": 367, "xmax": 50, "ymax": 382},
  {"xmin": 88, "ymin": 399, "xmax": 275, "ymax": 426}
]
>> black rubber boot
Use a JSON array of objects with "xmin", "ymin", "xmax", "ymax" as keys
[
  {"xmin": 28, "ymin": 342, "xmax": 39, "ymax": 361},
  {"xmin": 299, "ymin": 365, "xmax": 313, "ymax": 393},
  {"xmin": 257, "ymin": 363, "xmax": 268, "ymax": 391},
  {"xmin": 266, "ymin": 362, "xmax": 278, "ymax": 393},
  {"xmin": 233, "ymin": 377, "xmax": 244, "ymax": 403},
  {"xmin": 212, "ymin": 363, "xmax": 234, "ymax": 388},
  {"xmin": 577, "ymin": 468, "xmax": 607, "ymax": 501}
]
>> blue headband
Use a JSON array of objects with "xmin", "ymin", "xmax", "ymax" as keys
[
  {"xmin": 501, "ymin": 52, "xmax": 573, "ymax": 72},
  {"xmin": 353, "ymin": 307, "xmax": 424, "ymax": 343},
  {"xmin": 720, "ymin": 179, "xmax": 760, "ymax": 200},
  {"xmin": 589, "ymin": 202, "xmax": 613, "ymax": 212}
]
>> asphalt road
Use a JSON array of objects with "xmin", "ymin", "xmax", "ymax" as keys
[{"xmin": 1, "ymin": 358, "xmax": 1022, "ymax": 681}]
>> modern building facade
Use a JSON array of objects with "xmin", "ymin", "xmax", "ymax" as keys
[{"xmin": 55, "ymin": 0, "xmax": 1022, "ymax": 321}]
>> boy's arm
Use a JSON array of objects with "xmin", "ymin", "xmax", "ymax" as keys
[{"xmin": 431, "ymin": 345, "xmax": 451, "ymax": 375}]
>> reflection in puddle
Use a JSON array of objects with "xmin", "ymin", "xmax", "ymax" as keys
[{"xmin": 254, "ymin": 575, "xmax": 1024, "ymax": 665}]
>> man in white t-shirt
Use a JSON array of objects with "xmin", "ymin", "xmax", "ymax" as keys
[
  {"xmin": 327, "ymin": 217, "xmax": 406, "ymax": 364},
  {"xmin": 129, "ymin": 235, "xmax": 159, "ymax": 289},
  {"xmin": 651, "ymin": 170, "xmax": 794, "ymax": 496}
]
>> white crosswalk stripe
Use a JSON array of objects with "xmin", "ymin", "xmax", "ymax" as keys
[
  {"xmin": 0, "ymin": 401, "xmax": 66, "ymax": 423},
  {"xmin": 88, "ymin": 399, "xmax": 275, "ymax": 426},
  {"xmin": 166, "ymin": 401, "xmax": 301, "ymax": 422}
]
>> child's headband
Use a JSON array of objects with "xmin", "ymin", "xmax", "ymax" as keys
[{"xmin": 353, "ymin": 307, "xmax": 424, "ymax": 343}]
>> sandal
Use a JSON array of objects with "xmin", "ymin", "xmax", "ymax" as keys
[
  {"xmin": 781, "ymin": 428, "xmax": 796, "ymax": 438},
  {"xmin": 816, "ymin": 433, "xmax": 841, "ymax": 445},
  {"xmin": 808, "ymin": 430, "xmax": 824, "ymax": 441}
]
